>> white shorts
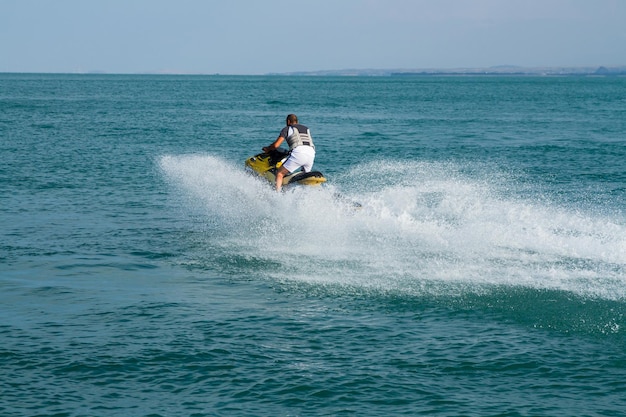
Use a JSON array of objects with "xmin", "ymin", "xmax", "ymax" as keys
[{"xmin": 283, "ymin": 146, "xmax": 316, "ymax": 173}]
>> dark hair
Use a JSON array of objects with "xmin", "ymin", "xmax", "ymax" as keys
[{"xmin": 286, "ymin": 114, "xmax": 298, "ymax": 124}]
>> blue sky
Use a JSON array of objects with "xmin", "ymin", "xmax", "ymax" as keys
[{"xmin": 1, "ymin": 0, "xmax": 625, "ymax": 74}]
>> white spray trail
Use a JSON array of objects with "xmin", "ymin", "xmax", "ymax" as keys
[{"xmin": 160, "ymin": 155, "xmax": 626, "ymax": 300}]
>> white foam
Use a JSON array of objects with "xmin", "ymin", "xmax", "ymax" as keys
[{"xmin": 160, "ymin": 154, "xmax": 626, "ymax": 300}]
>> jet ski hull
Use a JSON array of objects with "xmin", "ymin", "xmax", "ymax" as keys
[{"xmin": 245, "ymin": 150, "xmax": 327, "ymax": 187}]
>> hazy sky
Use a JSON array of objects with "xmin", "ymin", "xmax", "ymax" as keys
[{"xmin": 1, "ymin": 0, "xmax": 625, "ymax": 74}]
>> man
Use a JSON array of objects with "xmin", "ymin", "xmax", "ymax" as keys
[{"xmin": 263, "ymin": 114, "xmax": 316, "ymax": 192}]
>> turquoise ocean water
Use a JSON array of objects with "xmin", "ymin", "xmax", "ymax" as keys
[{"xmin": 1, "ymin": 73, "xmax": 625, "ymax": 416}]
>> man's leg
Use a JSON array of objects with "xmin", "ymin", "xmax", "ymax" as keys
[{"xmin": 275, "ymin": 166, "xmax": 290, "ymax": 192}]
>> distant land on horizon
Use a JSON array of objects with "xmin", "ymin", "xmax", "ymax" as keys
[
  {"xmin": 275, "ymin": 65, "xmax": 626, "ymax": 77},
  {"xmin": 3, "ymin": 65, "xmax": 626, "ymax": 76}
]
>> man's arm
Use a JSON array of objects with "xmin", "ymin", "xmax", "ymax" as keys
[{"xmin": 263, "ymin": 136, "xmax": 285, "ymax": 153}]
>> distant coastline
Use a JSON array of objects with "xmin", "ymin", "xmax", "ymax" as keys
[
  {"xmin": 3, "ymin": 65, "xmax": 626, "ymax": 77},
  {"xmin": 275, "ymin": 65, "xmax": 626, "ymax": 77}
]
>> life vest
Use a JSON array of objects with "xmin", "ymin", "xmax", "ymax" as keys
[{"xmin": 285, "ymin": 124, "xmax": 315, "ymax": 150}]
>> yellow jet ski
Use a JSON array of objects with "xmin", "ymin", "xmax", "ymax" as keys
[{"xmin": 245, "ymin": 149, "xmax": 327, "ymax": 187}]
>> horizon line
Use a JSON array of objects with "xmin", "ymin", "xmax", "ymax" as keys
[{"xmin": 2, "ymin": 64, "xmax": 626, "ymax": 77}]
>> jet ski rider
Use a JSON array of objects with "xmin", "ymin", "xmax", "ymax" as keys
[{"xmin": 263, "ymin": 114, "xmax": 316, "ymax": 192}]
